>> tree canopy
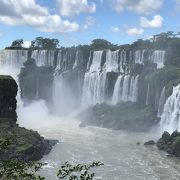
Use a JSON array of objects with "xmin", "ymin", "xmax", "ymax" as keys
[
  {"xmin": 30, "ymin": 37, "xmax": 59, "ymax": 49},
  {"xmin": 90, "ymin": 39, "xmax": 115, "ymax": 50}
]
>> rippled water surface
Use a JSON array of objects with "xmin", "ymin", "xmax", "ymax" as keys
[{"xmin": 18, "ymin": 115, "xmax": 180, "ymax": 180}]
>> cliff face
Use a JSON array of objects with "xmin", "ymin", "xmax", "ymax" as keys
[
  {"xmin": 19, "ymin": 59, "xmax": 54, "ymax": 105},
  {"xmin": 1, "ymin": 38, "xmax": 180, "ymax": 123},
  {"xmin": 0, "ymin": 75, "xmax": 57, "ymax": 162},
  {"xmin": 0, "ymin": 75, "xmax": 17, "ymax": 123}
]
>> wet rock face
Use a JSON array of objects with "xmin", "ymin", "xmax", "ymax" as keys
[
  {"xmin": 0, "ymin": 75, "xmax": 17, "ymax": 122},
  {"xmin": 19, "ymin": 59, "xmax": 54, "ymax": 104}
]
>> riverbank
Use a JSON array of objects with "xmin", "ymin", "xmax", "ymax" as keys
[{"xmin": 0, "ymin": 75, "xmax": 57, "ymax": 162}]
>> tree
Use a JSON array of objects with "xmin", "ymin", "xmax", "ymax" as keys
[
  {"xmin": 31, "ymin": 37, "xmax": 59, "ymax": 49},
  {"xmin": 57, "ymin": 161, "xmax": 104, "ymax": 180},
  {"xmin": 11, "ymin": 39, "xmax": 24, "ymax": 48},
  {"xmin": 5, "ymin": 39, "xmax": 24, "ymax": 49},
  {"xmin": 90, "ymin": 39, "xmax": 113, "ymax": 50}
]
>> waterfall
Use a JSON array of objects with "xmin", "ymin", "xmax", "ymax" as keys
[
  {"xmin": 73, "ymin": 51, "xmax": 83, "ymax": 69},
  {"xmin": 119, "ymin": 50, "xmax": 126, "ymax": 73},
  {"xmin": 128, "ymin": 75, "xmax": 139, "ymax": 102},
  {"xmin": 82, "ymin": 72, "xmax": 107, "ymax": 106},
  {"xmin": 134, "ymin": 50, "xmax": 142, "ymax": 64},
  {"xmin": 157, "ymin": 87, "xmax": 166, "ymax": 117},
  {"xmin": 55, "ymin": 50, "xmax": 63, "ymax": 72},
  {"xmin": 53, "ymin": 74, "xmax": 64, "ymax": 113},
  {"xmin": 122, "ymin": 75, "xmax": 130, "ymax": 102},
  {"xmin": 31, "ymin": 50, "xmax": 55, "ymax": 67},
  {"xmin": 160, "ymin": 84, "xmax": 180, "ymax": 133},
  {"xmin": 151, "ymin": 50, "xmax": 165, "ymax": 69},
  {"xmin": 104, "ymin": 50, "xmax": 119, "ymax": 72},
  {"xmin": 89, "ymin": 51, "xmax": 103, "ymax": 72},
  {"xmin": 0, "ymin": 49, "xmax": 28, "ymax": 68},
  {"xmin": 82, "ymin": 51, "xmax": 107, "ymax": 106},
  {"xmin": 133, "ymin": 49, "xmax": 165, "ymax": 69},
  {"xmin": 111, "ymin": 75, "xmax": 123, "ymax": 104},
  {"xmin": 134, "ymin": 50, "xmax": 146, "ymax": 64},
  {"xmin": 111, "ymin": 75, "xmax": 139, "ymax": 104}
]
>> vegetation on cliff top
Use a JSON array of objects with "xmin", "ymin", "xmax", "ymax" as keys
[{"xmin": 5, "ymin": 31, "xmax": 180, "ymax": 52}]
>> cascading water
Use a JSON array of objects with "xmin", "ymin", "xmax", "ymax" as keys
[
  {"xmin": 104, "ymin": 50, "xmax": 119, "ymax": 72},
  {"xmin": 0, "ymin": 49, "xmax": 28, "ymax": 68},
  {"xmin": 119, "ymin": 50, "xmax": 127, "ymax": 73},
  {"xmin": 82, "ymin": 51, "xmax": 107, "ymax": 107},
  {"xmin": 133, "ymin": 49, "xmax": 165, "ymax": 69},
  {"xmin": 160, "ymin": 84, "xmax": 180, "ymax": 133},
  {"xmin": 111, "ymin": 75, "xmax": 139, "ymax": 104},
  {"xmin": 89, "ymin": 51, "xmax": 103, "ymax": 72},
  {"xmin": 54, "ymin": 50, "xmax": 62, "ymax": 73},
  {"xmin": 157, "ymin": 87, "xmax": 166, "ymax": 118},
  {"xmin": 122, "ymin": 75, "xmax": 130, "ymax": 102},
  {"xmin": 73, "ymin": 50, "xmax": 83, "ymax": 69},
  {"xmin": 134, "ymin": 50, "xmax": 144, "ymax": 64},
  {"xmin": 112, "ymin": 75, "xmax": 124, "ymax": 104},
  {"xmin": 151, "ymin": 50, "xmax": 165, "ymax": 69},
  {"xmin": 31, "ymin": 50, "xmax": 55, "ymax": 67},
  {"xmin": 128, "ymin": 75, "xmax": 139, "ymax": 102}
]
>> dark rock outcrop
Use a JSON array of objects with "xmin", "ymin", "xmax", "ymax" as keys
[
  {"xmin": 0, "ymin": 75, "xmax": 58, "ymax": 162},
  {"xmin": 0, "ymin": 123, "xmax": 58, "ymax": 162},
  {"xmin": 157, "ymin": 131, "xmax": 180, "ymax": 157},
  {"xmin": 77, "ymin": 102, "xmax": 158, "ymax": 132},
  {"xmin": 144, "ymin": 140, "xmax": 156, "ymax": 145},
  {"xmin": 0, "ymin": 76, "xmax": 17, "ymax": 123}
]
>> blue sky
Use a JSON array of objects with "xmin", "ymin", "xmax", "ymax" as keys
[{"xmin": 0, "ymin": 0, "xmax": 179, "ymax": 48}]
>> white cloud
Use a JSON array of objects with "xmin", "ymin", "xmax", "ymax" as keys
[
  {"xmin": 111, "ymin": 26, "xmax": 119, "ymax": 33},
  {"xmin": 0, "ymin": 0, "xmax": 79, "ymax": 33},
  {"xmin": 113, "ymin": 0, "xmax": 163, "ymax": 14},
  {"xmin": 23, "ymin": 41, "xmax": 31, "ymax": 48},
  {"xmin": 126, "ymin": 27, "xmax": 144, "ymax": 36},
  {"xmin": 140, "ymin": 15, "xmax": 164, "ymax": 28},
  {"xmin": 58, "ymin": 0, "xmax": 96, "ymax": 17},
  {"xmin": 140, "ymin": 15, "xmax": 163, "ymax": 28},
  {"xmin": 83, "ymin": 16, "xmax": 96, "ymax": 30}
]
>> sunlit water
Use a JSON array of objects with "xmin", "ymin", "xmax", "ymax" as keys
[{"xmin": 17, "ymin": 102, "xmax": 180, "ymax": 180}]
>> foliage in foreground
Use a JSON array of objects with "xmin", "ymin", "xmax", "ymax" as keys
[
  {"xmin": 57, "ymin": 161, "xmax": 104, "ymax": 180},
  {"xmin": 0, "ymin": 139, "xmax": 103, "ymax": 180},
  {"xmin": 0, "ymin": 161, "xmax": 46, "ymax": 180}
]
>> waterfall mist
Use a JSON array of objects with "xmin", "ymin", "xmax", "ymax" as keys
[{"xmin": 0, "ymin": 48, "xmax": 168, "ymax": 132}]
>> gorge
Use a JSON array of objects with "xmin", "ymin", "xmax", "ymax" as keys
[{"xmin": 1, "ymin": 36, "xmax": 180, "ymax": 179}]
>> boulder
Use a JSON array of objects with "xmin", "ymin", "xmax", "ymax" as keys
[
  {"xmin": 144, "ymin": 140, "xmax": 156, "ymax": 145},
  {"xmin": 157, "ymin": 131, "xmax": 180, "ymax": 157}
]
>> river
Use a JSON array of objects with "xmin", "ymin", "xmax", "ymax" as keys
[{"xmin": 17, "ymin": 101, "xmax": 180, "ymax": 180}]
